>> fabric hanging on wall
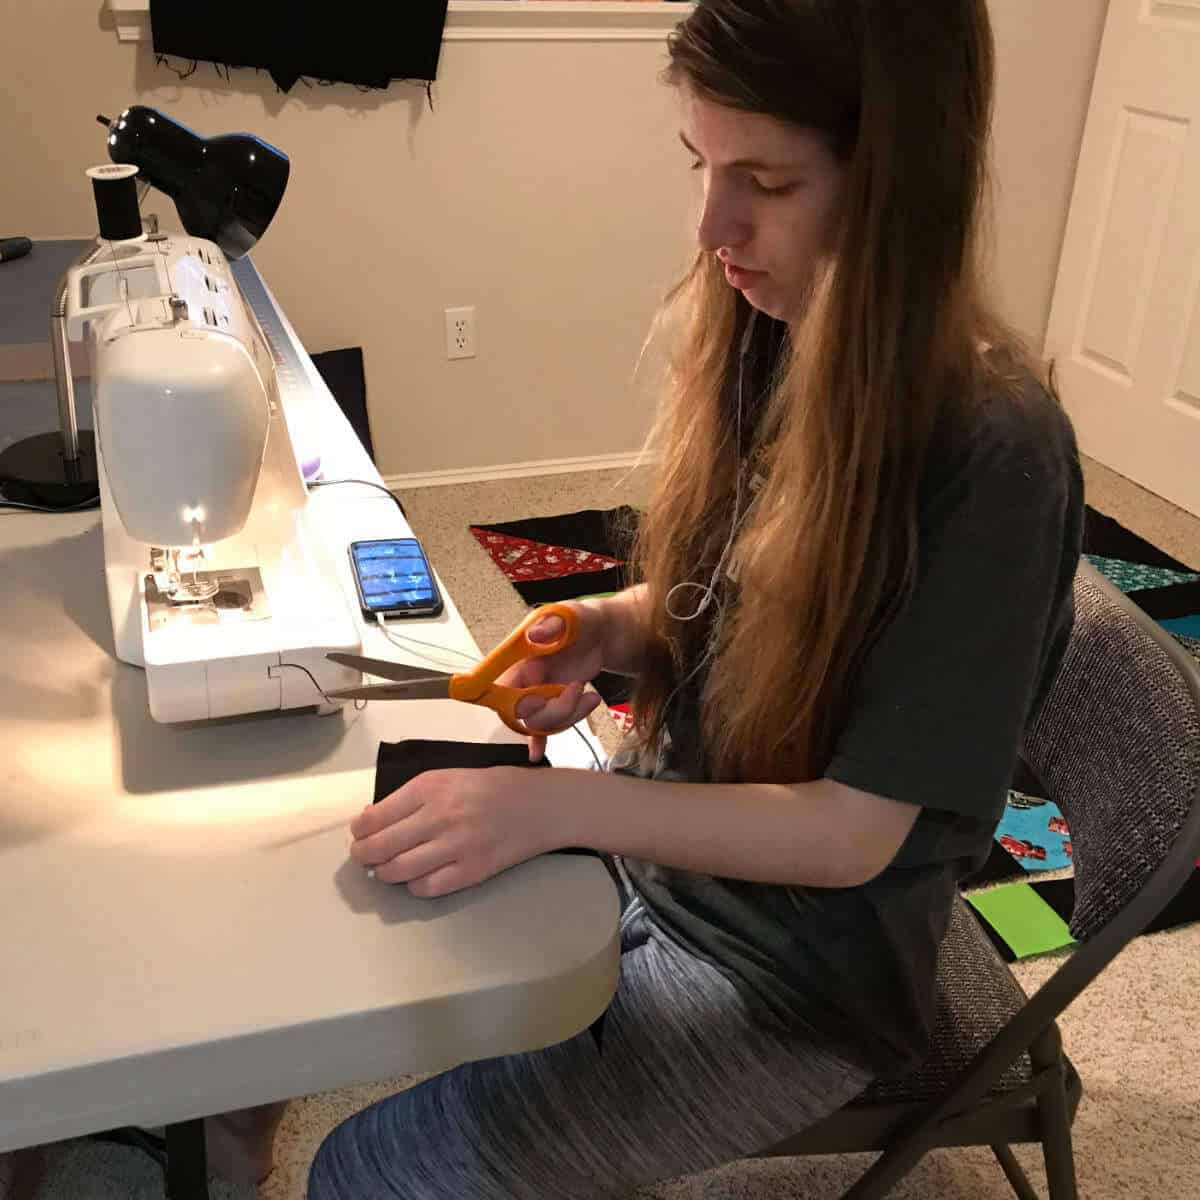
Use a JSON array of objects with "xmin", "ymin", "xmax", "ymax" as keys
[
  {"xmin": 312, "ymin": 348, "xmax": 375, "ymax": 463},
  {"xmin": 149, "ymin": 1, "xmax": 450, "ymax": 92}
]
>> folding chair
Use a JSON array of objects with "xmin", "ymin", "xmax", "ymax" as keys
[{"xmin": 755, "ymin": 560, "xmax": 1200, "ymax": 1199}]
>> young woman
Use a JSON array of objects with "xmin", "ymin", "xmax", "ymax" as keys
[{"xmin": 309, "ymin": 0, "xmax": 1083, "ymax": 1195}]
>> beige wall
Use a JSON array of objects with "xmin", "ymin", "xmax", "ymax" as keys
[
  {"xmin": 988, "ymin": 0, "xmax": 1109, "ymax": 349},
  {"xmin": 2, "ymin": 1, "xmax": 1107, "ymax": 480}
]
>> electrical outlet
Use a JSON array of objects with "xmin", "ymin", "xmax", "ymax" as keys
[{"xmin": 444, "ymin": 306, "xmax": 476, "ymax": 360}]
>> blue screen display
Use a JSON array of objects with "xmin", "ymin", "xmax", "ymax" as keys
[{"xmin": 352, "ymin": 540, "xmax": 436, "ymax": 610}]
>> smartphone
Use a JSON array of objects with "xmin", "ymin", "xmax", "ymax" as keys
[{"xmin": 348, "ymin": 538, "xmax": 444, "ymax": 619}]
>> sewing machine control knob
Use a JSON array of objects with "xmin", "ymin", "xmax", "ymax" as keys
[{"xmin": 168, "ymin": 295, "xmax": 189, "ymax": 323}]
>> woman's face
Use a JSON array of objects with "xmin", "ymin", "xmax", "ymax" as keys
[{"xmin": 681, "ymin": 89, "xmax": 845, "ymax": 323}]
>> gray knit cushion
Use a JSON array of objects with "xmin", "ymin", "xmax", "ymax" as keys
[
  {"xmin": 859, "ymin": 896, "xmax": 1031, "ymax": 1104},
  {"xmin": 1022, "ymin": 575, "xmax": 1200, "ymax": 940}
]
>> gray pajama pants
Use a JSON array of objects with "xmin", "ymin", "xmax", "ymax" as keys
[{"xmin": 307, "ymin": 875, "xmax": 872, "ymax": 1199}]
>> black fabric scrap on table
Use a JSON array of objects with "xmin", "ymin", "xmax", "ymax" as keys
[
  {"xmin": 372, "ymin": 739, "xmax": 613, "ymax": 1051},
  {"xmin": 150, "ymin": 1, "xmax": 450, "ymax": 92},
  {"xmin": 373, "ymin": 741, "xmax": 603, "ymax": 864}
]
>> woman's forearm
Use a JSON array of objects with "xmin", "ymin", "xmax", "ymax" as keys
[{"xmin": 548, "ymin": 768, "xmax": 919, "ymax": 889}]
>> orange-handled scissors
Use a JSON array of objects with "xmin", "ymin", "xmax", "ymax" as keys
[{"xmin": 324, "ymin": 602, "xmax": 582, "ymax": 737}]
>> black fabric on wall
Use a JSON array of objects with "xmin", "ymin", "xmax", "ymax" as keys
[
  {"xmin": 150, "ymin": 2, "xmax": 450, "ymax": 92},
  {"xmin": 312, "ymin": 347, "xmax": 374, "ymax": 463}
]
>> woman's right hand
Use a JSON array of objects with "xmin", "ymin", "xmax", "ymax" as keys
[{"xmin": 496, "ymin": 601, "xmax": 607, "ymax": 762}]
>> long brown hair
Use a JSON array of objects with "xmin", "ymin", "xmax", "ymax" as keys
[{"xmin": 629, "ymin": 0, "xmax": 1023, "ymax": 783}]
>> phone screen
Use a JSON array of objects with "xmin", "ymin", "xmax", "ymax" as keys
[{"xmin": 350, "ymin": 539, "xmax": 441, "ymax": 614}]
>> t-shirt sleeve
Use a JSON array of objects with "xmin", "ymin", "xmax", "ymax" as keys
[{"xmin": 825, "ymin": 391, "xmax": 1082, "ymax": 823}]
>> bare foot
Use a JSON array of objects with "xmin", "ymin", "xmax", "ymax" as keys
[
  {"xmin": 204, "ymin": 1102, "xmax": 288, "ymax": 1185},
  {"xmin": 0, "ymin": 1148, "xmax": 47, "ymax": 1200}
]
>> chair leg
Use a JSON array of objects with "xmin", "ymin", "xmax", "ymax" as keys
[
  {"xmin": 992, "ymin": 1144, "xmax": 1040, "ymax": 1200},
  {"xmin": 1037, "ymin": 1069, "xmax": 1078, "ymax": 1200},
  {"xmin": 838, "ymin": 1139, "xmax": 931, "ymax": 1200},
  {"xmin": 164, "ymin": 1120, "xmax": 210, "ymax": 1200}
]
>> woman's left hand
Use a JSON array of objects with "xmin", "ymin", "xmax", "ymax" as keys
[{"xmin": 348, "ymin": 767, "xmax": 562, "ymax": 898}]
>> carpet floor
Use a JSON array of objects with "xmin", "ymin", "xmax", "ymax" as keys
[{"xmin": 31, "ymin": 457, "xmax": 1200, "ymax": 1200}]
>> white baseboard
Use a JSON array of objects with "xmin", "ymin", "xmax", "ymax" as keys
[{"xmin": 382, "ymin": 450, "xmax": 651, "ymax": 491}]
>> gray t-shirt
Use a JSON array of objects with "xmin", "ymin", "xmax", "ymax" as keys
[{"xmin": 619, "ymin": 345, "xmax": 1084, "ymax": 1077}]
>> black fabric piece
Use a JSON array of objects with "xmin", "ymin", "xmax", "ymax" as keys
[
  {"xmin": 374, "ymin": 738, "xmax": 547, "ymax": 801},
  {"xmin": 312, "ymin": 348, "xmax": 374, "ymax": 463},
  {"xmin": 1011, "ymin": 757, "xmax": 1048, "ymax": 798},
  {"xmin": 468, "ymin": 508, "xmax": 636, "ymax": 703},
  {"xmin": 1031, "ymin": 870, "xmax": 1200, "ymax": 937},
  {"xmin": 1141, "ymin": 870, "xmax": 1200, "ymax": 934},
  {"xmin": 1083, "ymin": 507, "xmax": 1200, "ymax": 620},
  {"xmin": 471, "ymin": 507, "xmax": 641, "ymax": 564},
  {"xmin": 507, "ymin": 567, "xmax": 631, "ymax": 609},
  {"xmin": 963, "ymin": 840, "xmax": 1027, "ymax": 887},
  {"xmin": 1084, "ymin": 507, "xmax": 1197, "ymax": 574},
  {"xmin": 1029, "ymin": 876, "xmax": 1075, "ymax": 926},
  {"xmin": 1081, "ymin": 506, "xmax": 1200, "ymax": 647},
  {"xmin": 591, "ymin": 671, "xmax": 632, "ymax": 708},
  {"xmin": 959, "ymin": 756, "xmax": 1056, "ymax": 884},
  {"xmin": 373, "ymin": 738, "xmax": 609, "ymax": 1051},
  {"xmin": 1119, "ymin": 580, "xmax": 1200, "ymax": 623},
  {"xmin": 373, "ymin": 741, "xmax": 603, "ymax": 861},
  {"xmin": 372, "ymin": 740, "xmax": 602, "ymax": 862},
  {"xmin": 150, "ymin": 1, "xmax": 449, "ymax": 92}
]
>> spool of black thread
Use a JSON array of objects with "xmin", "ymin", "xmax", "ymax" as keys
[{"xmin": 86, "ymin": 163, "xmax": 142, "ymax": 241}]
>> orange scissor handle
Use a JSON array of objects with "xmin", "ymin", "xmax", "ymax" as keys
[{"xmin": 448, "ymin": 602, "xmax": 582, "ymax": 736}]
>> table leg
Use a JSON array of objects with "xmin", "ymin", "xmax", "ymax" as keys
[{"xmin": 164, "ymin": 1120, "xmax": 209, "ymax": 1200}]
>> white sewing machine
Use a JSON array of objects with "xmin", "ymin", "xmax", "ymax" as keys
[{"xmin": 63, "ymin": 233, "xmax": 364, "ymax": 721}]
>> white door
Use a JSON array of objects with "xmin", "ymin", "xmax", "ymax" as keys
[{"xmin": 1045, "ymin": 0, "xmax": 1200, "ymax": 517}]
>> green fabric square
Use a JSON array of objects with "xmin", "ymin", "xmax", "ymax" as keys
[{"xmin": 966, "ymin": 883, "xmax": 1077, "ymax": 959}]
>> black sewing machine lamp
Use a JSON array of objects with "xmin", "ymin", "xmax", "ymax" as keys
[
  {"xmin": 0, "ymin": 108, "xmax": 289, "ymax": 512},
  {"xmin": 97, "ymin": 107, "xmax": 290, "ymax": 260}
]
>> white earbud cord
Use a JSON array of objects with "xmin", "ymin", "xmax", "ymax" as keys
[{"xmin": 666, "ymin": 310, "xmax": 760, "ymax": 622}]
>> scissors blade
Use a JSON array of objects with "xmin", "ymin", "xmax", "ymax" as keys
[
  {"xmin": 324, "ymin": 678, "xmax": 454, "ymax": 702},
  {"xmin": 326, "ymin": 651, "xmax": 454, "ymax": 686}
]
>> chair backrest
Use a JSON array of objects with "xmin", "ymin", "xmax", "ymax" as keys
[
  {"xmin": 897, "ymin": 561, "xmax": 1200, "ymax": 1127},
  {"xmin": 1021, "ymin": 562, "xmax": 1200, "ymax": 941}
]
